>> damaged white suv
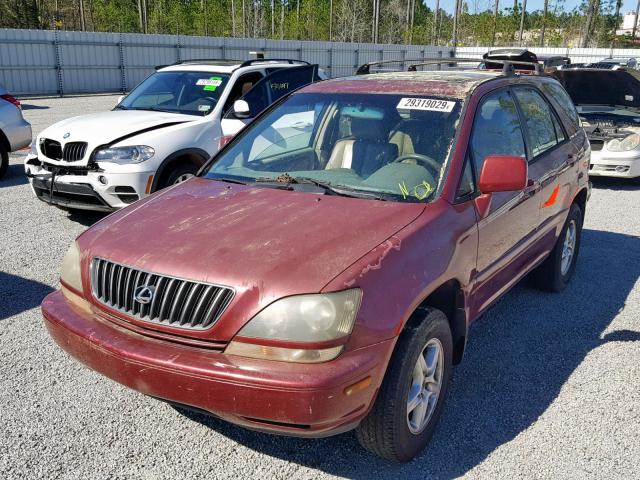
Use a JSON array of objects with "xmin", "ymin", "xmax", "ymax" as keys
[{"xmin": 25, "ymin": 59, "xmax": 324, "ymax": 211}]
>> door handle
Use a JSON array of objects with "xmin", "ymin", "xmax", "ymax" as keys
[{"xmin": 524, "ymin": 179, "xmax": 540, "ymax": 196}]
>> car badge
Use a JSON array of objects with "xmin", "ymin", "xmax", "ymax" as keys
[
  {"xmin": 133, "ymin": 285, "xmax": 156, "ymax": 305},
  {"xmin": 63, "ymin": 132, "xmax": 70, "ymax": 139}
]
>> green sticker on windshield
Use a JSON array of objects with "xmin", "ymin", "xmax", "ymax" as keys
[{"xmin": 197, "ymin": 76, "xmax": 223, "ymax": 91}]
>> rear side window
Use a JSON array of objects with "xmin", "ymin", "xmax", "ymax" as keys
[
  {"xmin": 513, "ymin": 88, "xmax": 563, "ymax": 158},
  {"xmin": 470, "ymin": 90, "xmax": 526, "ymax": 175},
  {"xmin": 540, "ymin": 82, "xmax": 580, "ymax": 130}
]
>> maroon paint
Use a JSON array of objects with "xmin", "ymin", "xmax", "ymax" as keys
[
  {"xmin": 42, "ymin": 72, "xmax": 590, "ymax": 436},
  {"xmin": 478, "ymin": 155, "xmax": 528, "ymax": 193}
]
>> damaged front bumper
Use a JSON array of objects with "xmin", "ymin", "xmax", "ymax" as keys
[{"xmin": 25, "ymin": 156, "xmax": 154, "ymax": 211}]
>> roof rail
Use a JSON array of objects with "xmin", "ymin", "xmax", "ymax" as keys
[
  {"xmin": 238, "ymin": 58, "xmax": 310, "ymax": 68},
  {"xmin": 155, "ymin": 59, "xmax": 243, "ymax": 70},
  {"xmin": 356, "ymin": 57, "xmax": 544, "ymax": 76}
]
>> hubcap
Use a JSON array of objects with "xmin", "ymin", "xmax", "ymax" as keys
[
  {"xmin": 560, "ymin": 220, "xmax": 577, "ymax": 276},
  {"xmin": 173, "ymin": 173, "xmax": 194, "ymax": 185},
  {"xmin": 406, "ymin": 338, "xmax": 443, "ymax": 434}
]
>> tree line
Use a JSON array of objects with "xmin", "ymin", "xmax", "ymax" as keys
[{"xmin": 1, "ymin": 0, "xmax": 637, "ymax": 48}]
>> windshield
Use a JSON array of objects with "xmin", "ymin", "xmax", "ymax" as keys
[
  {"xmin": 203, "ymin": 92, "xmax": 462, "ymax": 202},
  {"xmin": 118, "ymin": 71, "xmax": 230, "ymax": 116}
]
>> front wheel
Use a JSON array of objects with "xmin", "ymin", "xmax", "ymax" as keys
[
  {"xmin": 356, "ymin": 308, "xmax": 452, "ymax": 462},
  {"xmin": 533, "ymin": 202, "xmax": 583, "ymax": 292},
  {"xmin": 157, "ymin": 164, "xmax": 199, "ymax": 190}
]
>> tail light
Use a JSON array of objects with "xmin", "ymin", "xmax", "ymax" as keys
[
  {"xmin": 1, "ymin": 94, "xmax": 21, "ymax": 110},
  {"xmin": 218, "ymin": 135, "xmax": 234, "ymax": 149}
]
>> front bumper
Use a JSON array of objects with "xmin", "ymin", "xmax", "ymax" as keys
[
  {"xmin": 589, "ymin": 150, "xmax": 640, "ymax": 178},
  {"xmin": 42, "ymin": 290, "xmax": 393, "ymax": 437},
  {"xmin": 25, "ymin": 159, "xmax": 154, "ymax": 210}
]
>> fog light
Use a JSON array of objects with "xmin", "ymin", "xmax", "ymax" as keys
[
  {"xmin": 615, "ymin": 166, "xmax": 630, "ymax": 173},
  {"xmin": 98, "ymin": 175, "xmax": 108, "ymax": 185}
]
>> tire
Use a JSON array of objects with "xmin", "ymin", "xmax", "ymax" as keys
[
  {"xmin": 356, "ymin": 308, "xmax": 453, "ymax": 462},
  {"xmin": 533, "ymin": 202, "xmax": 583, "ymax": 292},
  {"xmin": 156, "ymin": 163, "xmax": 199, "ymax": 190},
  {"xmin": 0, "ymin": 144, "xmax": 8, "ymax": 179}
]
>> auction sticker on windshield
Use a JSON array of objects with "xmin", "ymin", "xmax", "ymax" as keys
[{"xmin": 397, "ymin": 98, "xmax": 456, "ymax": 112}]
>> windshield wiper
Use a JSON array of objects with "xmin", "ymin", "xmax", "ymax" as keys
[
  {"xmin": 114, "ymin": 105, "xmax": 128, "ymax": 110},
  {"xmin": 255, "ymin": 174, "xmax": 386, "ymax": 200},
  {"xmin": 209, "ymin": 176, "xmax": 249, "ymax": 185}
]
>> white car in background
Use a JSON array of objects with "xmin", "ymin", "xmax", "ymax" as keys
[
  {"xmin": 0, "ymin": 84, "xmax": 32, "ymax": 179},
  {"xmin": 25, "ymin": 59, "xmax": 324, "ymax": 211}
]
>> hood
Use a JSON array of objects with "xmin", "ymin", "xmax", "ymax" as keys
[
  {"xmin": 552, "ymin": 69, "xmax": 640, "ymax": 109},
  {"xmin": 38, "ymin": 110, "xmax": 195, "ymax": 151},
  {"xmin": 80, "ymin": 178, "xmax": 424, "ymax": 338}
]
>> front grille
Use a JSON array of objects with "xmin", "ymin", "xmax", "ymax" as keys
[
  {"xmin": 40, "ymin": 138, "xmax": 87, "ymax": 161},
  {"xmin": 41, "ymin": 138, "xmax": 62, "ymax": 160},
  {"xmin": 91, "ymin": 258, "xmax": 234, "ymax": 330},
  {"xmin": 63, "ymin": 142, "xmax": 88, "ymax": 161}
]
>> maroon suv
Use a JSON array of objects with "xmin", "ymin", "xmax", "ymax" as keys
[{"xmin": 42, "ymin": 68, "xmax": 590, "ymax": 461}]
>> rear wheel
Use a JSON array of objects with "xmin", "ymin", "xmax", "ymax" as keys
[
  {"xmin": 0, "ymin": 144, "xmax": 8, "ymax": 179},
  {"xmin": 356, "ymin": 308, "xmax": 452, "ymax": 462},
  {"xmin": 157, "ymin": 163, "xmax": 199, "ymax": 190},
  {"xmin": 533, "ymin": 203, "xmax": 583, "ymax": 292}
]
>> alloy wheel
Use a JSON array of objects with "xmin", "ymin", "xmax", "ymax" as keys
[{"xmin": 406, "ymin": 338, "xmax": 444, "ymax": 434}]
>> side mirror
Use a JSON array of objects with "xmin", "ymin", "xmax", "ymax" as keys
[
  {"xmin": 478, "ymin": 155, "xmax": 528, "ymax": 194},
  {"xmin": 233, "ymin": 99, "xmax": 251, "ymax": 119}
]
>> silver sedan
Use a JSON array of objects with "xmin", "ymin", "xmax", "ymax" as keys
[{"xmin": 0, "ymin": 83, "xmax": 32, "ymax": 179}]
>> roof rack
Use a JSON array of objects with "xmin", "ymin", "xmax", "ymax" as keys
[
  {"xmin": 356, "ymin": 57, "xmax": 544, "ymax": 76},
  {"xmin": 237, "ymin": 58, "xmax": 310, "ymax": 68},
  {"xmin": 155, "ymin": 59, "xmax": 243, "ymax": 70}
]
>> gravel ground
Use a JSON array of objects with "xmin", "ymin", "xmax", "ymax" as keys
[{"xmin": 1, "ymin": 96, "xmax": 639, "ymax": 480}]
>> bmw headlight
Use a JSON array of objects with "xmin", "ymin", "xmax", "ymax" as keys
[
  {"xmin": 94, "ymin": 145, "xmax": 155, "ymax": 164},
  {"xmin": 225, "ymin": 289, "xmax": 362, "ymax": 363},
  {"xmin": 607, "ymin": 134, "xmax": 640, "ymax": 152}
]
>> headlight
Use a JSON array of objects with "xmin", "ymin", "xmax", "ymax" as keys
[
  {"xmin": 94, "ymin": 145, "xmax": 154, "ymax": 164},
  {"xmin": 607, "ymin": 134, "xmax": 640, "ymax": 152},
  {"xmin": 225, "ymin": 289, "xmax": 362, "ymax": 363},
  {"xmin": 60, "ymin": 241, "xmax": 83, "ymax": 292}
]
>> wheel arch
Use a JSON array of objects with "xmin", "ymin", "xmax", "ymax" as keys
[
  {"xmin": 404, "ymin": 279, "xmax": 468, "ymax": 365},
  {"xmin": 152, "ymin": 148, "xmax": 210, "ymax": 191},
  {"xmin": 572, "ymin": 186, "xmax": 588, "ymax": 222}
]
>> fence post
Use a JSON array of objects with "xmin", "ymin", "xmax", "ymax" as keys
[
  {"xmin": 118, "ymin": 33, "xmax": 126, "ymax": 93},
  {"xmin": 328, "ymin": 48, "xmax": 333, "ymax": 78},
  {"xmin": 354, "ymin": 48, "xmax": 359, "ymax": 74},
  {"xmin": 175, "ymin": 37, "xmax": 181, "ymax": 62},
  {"xmin": 53, "ymin": 30, "xmax": 64, "ymax": 97}
]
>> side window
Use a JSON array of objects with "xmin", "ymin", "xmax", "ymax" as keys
[
  {"xmin": 540, "ymin": 82, "xmax": 580, "ymax": 130},
  {"xmin": 222, "ymin": 71, "xmax": 264, "ymax": 113},
  {"xmin": 551, "ymin": 112, "xmax": 566, "ymax": 143},
  {"xmin": 470, "ymin": 89, "xmax": 526, "ymax": 175},
  {"xmin": 456, "ymin": 156, "xmax": 476, "ymax": 199},
  {"xmin": 513, "ymin": 88, "xmax": 561, "ymax": 158}
]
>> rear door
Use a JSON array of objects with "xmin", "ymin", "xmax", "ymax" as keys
[
  {"xmin": 512, "ymin": 86, "xmax": 574, "ymax": 255},
  {"xmin": 221, "ymin": 65, "xmax": 320, "ymax": 136}
]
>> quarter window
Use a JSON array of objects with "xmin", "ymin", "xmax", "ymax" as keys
[
  {"xmin": 513, "ymin": 88, "xmax": 562, "ymax": 158},
  {"xmin": 470, "ymin": 90, "xmax": 526, "ymax": 175},
  {"xmin": 540, "ymin": 82, "xmax": 580, "ymax": 129}
]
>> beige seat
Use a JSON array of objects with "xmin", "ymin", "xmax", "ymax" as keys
[{"xmin": 325, "ymin": 118, "xmax": 397, "ymax": 177}]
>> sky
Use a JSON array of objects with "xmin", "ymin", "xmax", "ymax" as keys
[{"xmin": 432, "ymin": 0, "xmax": 638, "ymax": 15}]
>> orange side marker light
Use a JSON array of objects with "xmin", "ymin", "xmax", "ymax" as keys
[
  {"xmin": 145, "ymin": 175, "xmax": 154, "ymax": 194},
  {"xmin": 344, "ymin": 376, "xmax": 372, "ymax": 396},
  {"xmin": 542, "ymin": 184, "xmax": 560, "ymax": 208}
]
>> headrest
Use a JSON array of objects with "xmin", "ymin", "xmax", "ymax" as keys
[{"xmin": 351, "ymin": 118, "xmax": 386, "ymax": 141}]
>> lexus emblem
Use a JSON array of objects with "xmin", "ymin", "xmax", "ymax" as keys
[
  {"xmin": 63, "ymin": 132, "xmax": 70, "ymax": 139},
  {"xmin": 133, "ymin": 285, "xmax": 156, "ymax": 305}
]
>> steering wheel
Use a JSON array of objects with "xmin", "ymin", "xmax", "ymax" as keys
[{"xmin": 392, "ymin": 153, "xmax": 441, "ymax": 176}]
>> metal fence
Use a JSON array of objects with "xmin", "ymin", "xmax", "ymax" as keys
[{"xmin": 1, "ymin": 28, "xmax": 639, "ymax": 96}]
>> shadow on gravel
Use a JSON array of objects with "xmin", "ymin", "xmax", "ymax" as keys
[
  {"xmin": 0, "ymin": 272, "xmax": 54, "ymax": 321},
  {"xmin": 175, "ymin": 228, "xmax": 640, "ymax": 479},
  {"xmin": 590, "ymin": 176, "xmax": 640, "ymax": 191},
  {"xmin": 0, "ymin": 164, "xmax": 28, "ymax": 187},
  {"xmin": 21, "ymin": 103, "xmax": 50, "ymax": 110},
  {"xmin": 65, "ymin": 210, "xmax": 108, "ymax": 226}
]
